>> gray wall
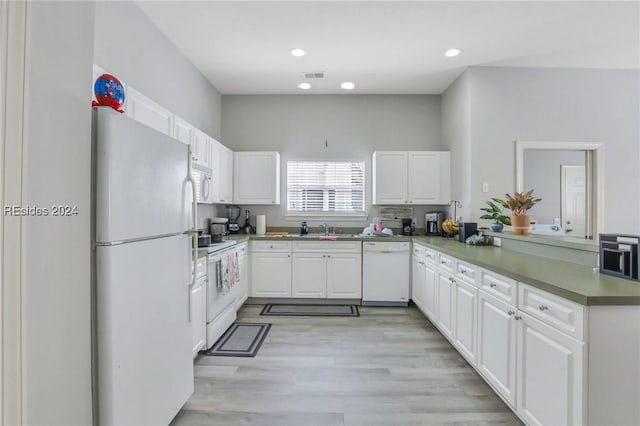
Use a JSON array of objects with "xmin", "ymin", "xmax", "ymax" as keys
[
  {"xmin": 523, "ymin": 150, "xmax": 585, "ymax": 224},
  {"xmin": 221, "ymin": 95, "xmax": 443, "ymax": 229},
  {"xmin": 441, "ymin": 72, "xmax": 471, "ymax": 221},
  {"xmin": 94, "ymin": 1, "xmax": 223, "ymax": 222},
  {"xmin": 93, "ymin": 1, "xmax": 222, "ymax": 139},
  {"xmin": 22, "ymin": 2, "xmax": 95, "ymax": 424},
  {"xmin": 463, "ymin": 66, "xmax": 639, "ymax": 234}
]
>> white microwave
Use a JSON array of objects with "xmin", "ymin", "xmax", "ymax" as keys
[{"xmin": 192, "ymin": 164, "xmax": 212, "ymax": 203}]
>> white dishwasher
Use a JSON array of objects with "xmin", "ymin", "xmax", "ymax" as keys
[{"xmin": 362, "ymin": 241, "xmax": 410, "ymax": 306}]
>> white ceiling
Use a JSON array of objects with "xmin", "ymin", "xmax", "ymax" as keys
[{"xmin": 135, "ymin": 1, "xmax": 640, "ymax": 95}]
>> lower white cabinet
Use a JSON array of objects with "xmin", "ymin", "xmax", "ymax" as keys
[
  {"xmin": 251, "ymin": 252, "xmax": 292, "ymax": 297},
  {"xmin": 424, "ymin": 262, "xmax": 437, "ymax": 320},
  {"xmin": 516, "ymin": 311, "xmax": 585, "ymax": 426},
  {"xmin": 291, "ymin": 244, "xmax": 362, "ymax": 299},
  {"xmin": 411, "ymin": 253, "xmax": 426, "ymax": 311},
  {"xmin": 436, "ymin": 271, "xmax": 455, "ymax": 339},
  {"xmin": 453, "ymin": 278, "xmax": 478, "ymax": 365},
  {"xmin": 292, "ymin": 253, "xmax": 326, "ymax": 298},
  {"xmin": 477, "ymin": 289, "xmax": 517, "ymax": 406},
  {"xmin": 190, "ymin": 258, "xmax": 207, "ymax": 358},
  {"xmin": 326, "ymin": 253, "xmax": 362, "ymax": 298},
  {"xmin": 235, "ymin": 242, "xmax": 249, "ymax": 309}
]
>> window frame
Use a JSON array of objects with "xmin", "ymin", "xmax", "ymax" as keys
[{"xmin": 285, "ymin": 159, "xmax": 368, "ymax": 220}]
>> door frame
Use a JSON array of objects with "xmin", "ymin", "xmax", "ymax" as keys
[
  {"xmin": 561, "ymin": 165, "xmax": 586, "ymax": 238},
  {"xmin": 1, "ymin": 1, "xmax": 27, "ymax": 424},
  {"xmin": 515, "ymin": 140, "xmax": 604, "ymax": 240}
]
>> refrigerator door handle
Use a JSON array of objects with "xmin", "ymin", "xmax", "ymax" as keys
[{"xmin": 187, "ymin": 147, "xmax": 198, "ymax": 323}]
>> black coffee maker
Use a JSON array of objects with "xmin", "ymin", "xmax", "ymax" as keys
[{"xmin": 402, "ymin": 218, "xmax": 414, "ymax": 236}]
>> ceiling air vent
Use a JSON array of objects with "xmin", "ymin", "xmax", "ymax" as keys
[{"xmin": 303, "ymin": 71, "xmax": 325, "ymax": 79}]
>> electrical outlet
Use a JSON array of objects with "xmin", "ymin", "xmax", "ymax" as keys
[
  {"xmin": 493, "ymin": 237, "xmax": 502, "ymax": 247},
  {"xmin": 482, "ymin": 182, "xmax": 489, "ymax": 193}
]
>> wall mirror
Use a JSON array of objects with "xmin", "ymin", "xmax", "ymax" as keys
[{"xmin": 515, "ymin": 141, "xmax": 604, "ymax": 240}]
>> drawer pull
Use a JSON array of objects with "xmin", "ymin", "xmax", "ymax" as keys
[
  {"xmin": 538, "ymin": 305, "xmax": 549, "ymax": 311},
  {"xmin": 507, "ymin": 310, "xmax": 515, "ymax": 316},
  {"xmin": 489, "ymin": 283, "xmax": 497, "ymax": 288},
  {"xmin": 461, "ymin": 270, "xmax": 467, "ymax": 275},
  {"xmin": 449, "ymin": 277, "xmax": 455, "ymax": 283},
  {"xmin": 514, "ymin": 315, "xmax": 522, "ymax": 321},
  {"xmin": 441, "ymin": 260, "xmax": 447, "ymax": 265}
]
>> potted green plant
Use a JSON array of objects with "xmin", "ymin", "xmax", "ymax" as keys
[
  {"xmin": 480, "ymin": 198, "xmax": 511, "ymax": 232},
  {"xmin": 504, "ymin": 189, "xmax": 542, "ymax": 235}
]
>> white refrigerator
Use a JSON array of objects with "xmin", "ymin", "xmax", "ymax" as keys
[{"xmin": 92, "ymin": 108, "xmax": 194, "ymax": 425}]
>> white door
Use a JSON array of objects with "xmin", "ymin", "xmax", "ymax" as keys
[
  {"xmin": 94, "ymin": 109, "xmax": 190, "ymax": 243},
  {"xmin": 436, "ymin": 272, "xmax": 455, "ymax": 339},
  {"xmin": 220, "ymin": 145, "xmax": 233, "ymax": 203},
  {"xmin": 477, "ymin": 290, "xmax": 517, "ymax": 406},
  {"xmin": 193, "ymin": 129, "xmax": 210, "ymax": 169},
  {"xmin": 372, "ymin": 151, "xmax": 408, "ymax": 204},
  {"xmin": 561, "ymin": 165, "xmax": 586, "ymax": 237},
  {"xmin": 95, "ymin": 235, "xmax": 193, "ymax": 426},
  {"xmin": 234, "ymin": 152, "xmax": 280, "ymax": 205},
  {"xmin": 408, "ymin": 152, "xmax": 439, "ymax": 204},
  {"xmin": 453, "ymin": 280, "xmax": 478, "ymax": 366},
  {"xmin": 292, "ymin": 253, "xmax": 326, "ymax": 298},
  {"xmin": 412, "ymin": 255, "xmax": 426, "ymax": 311},
  {"xmin": 235, "ymin": 243, "xmax": 249, "ymax": 309},
  {"xmin": 517, "ymin": 312, "xmax": 585, "ymax": 426},
  {"xmin": 326, "ymin": 253, "xmax": 362, "ymax": 298},
  {"xmin": 191, "ymin": 276, "xmax": 206, "ymax": 356},
  {"xmin": 251, "ymin": 252, "xmax": 291, "ymax": 297},
  {"xmin": 424, "ymin": 262, "xmax": 437, "ymax": 320}
]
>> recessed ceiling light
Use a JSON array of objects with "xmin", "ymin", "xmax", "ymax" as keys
[
  {"xmin": 291, "ymin": 48, "xmax": 306, "ymax": 57},
  {"xmin": 297, "ymin": 82, "xmax": 311, "ymax": 90},
  {"xmin": 444, "ymin": 48, "xmax": 462, "ymax": 57},
  {"xmin": 341, "ymin": 82, "xmax": 355, "ymax": 90}
]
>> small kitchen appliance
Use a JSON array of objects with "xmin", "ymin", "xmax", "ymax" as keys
[
  {"xmin": 197, "ymin": 231, "xmax": 211, "ymax": 247},
  {"xmin": 300, "ymin": 221, "xmax": 309, "ymax": 235},
  {"xmin": 227, "ymin": 205, "xmax": 241, "ymax": 233},
  {"xmin": 425, "ymin": 211, "xmax": 445, "ymax": 236},
  {"xmin": 402, "ymin": 218, "xmax": 414, "ymax": 236},
  {"xmin": 209, "ymin": 218, "xmax": 228, "ymax": 243},
  {"xmin": 458, "ymin": 222, "xmax": 478, "ymax": 243}
]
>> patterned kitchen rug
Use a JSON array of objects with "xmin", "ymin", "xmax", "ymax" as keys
[
  {"xmin": 260, "ymin": 304, "xmax": 360, "ymax": 317},
  {"xmin": 204, "ymin": 323, "xmax": 271, "ymax": 357}
]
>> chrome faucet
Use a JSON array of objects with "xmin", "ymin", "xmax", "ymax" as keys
[{"xmin": 321, "ymin": 223, "xmax": 330, "ymax": 236}]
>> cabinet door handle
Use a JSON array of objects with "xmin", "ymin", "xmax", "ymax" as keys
[
  {"xmin": 514, "ymin": 315, "xmax": 522, "ymax": 321},
  {"xmin": 507, "ymin": 310, "xmax": 515, "ymax": 316},
  {"xmin": 538, "ymin": 305, "xmax": 549, "ymax": 311},
  {"xmin": 461, "ymin": 270, "xmax": 467, "ymax": 275},
  {"xmin": 489, "ymin": 283, "xmax": 497, "ymax": 288}
]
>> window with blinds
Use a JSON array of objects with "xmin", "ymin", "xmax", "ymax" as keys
[{"xmin": 287, "ymin": 160, "xmax": 365, "ymax": 215}]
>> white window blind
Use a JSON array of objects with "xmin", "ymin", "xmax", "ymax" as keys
[{"xmin": 287, "ymin": 160, "xmax": 365, "ymax": 214}]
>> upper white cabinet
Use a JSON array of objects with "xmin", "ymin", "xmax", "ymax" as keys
[
  {"xmin": 126, "ymin": 87, "xmax": 173, "ymax": 136},
  {"xmin": 372, "ymin": 151, "xmax": 450, "ymax": 205},
  {"xmin": 234, "ymin": 152, "xmax": 280, "ymax": 205},
  {"xmin": 192, "ymin": 129, "xmax": 210, "ymax": 169},
  {"xmin": 210, "ymin": 139, "xmax": 233, "ymax": 204},
  {"xmin": 173, "ymin": 116, "xmax": 193, "ymax": 146}
]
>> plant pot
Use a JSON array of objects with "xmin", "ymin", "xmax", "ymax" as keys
[
  {"xmin": 490, "ymin": 223, "xmax": 504, "ymax": 233},
  {"xmin": 511, "ymin": 215, "xmax": 531, "ymax": 235}
]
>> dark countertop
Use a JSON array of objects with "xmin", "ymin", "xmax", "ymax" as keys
[{"xmin": 412, "ymin": 236, "xmax": 640, "ymax": 306}]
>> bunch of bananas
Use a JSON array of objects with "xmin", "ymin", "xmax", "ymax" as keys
[{"xmin": 442, "ymin": 218, "xmax": 460, "ymax": 236}]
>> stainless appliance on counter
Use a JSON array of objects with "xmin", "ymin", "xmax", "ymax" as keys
[
  {"xmin": 209, "ymin": 217, "xmax": 228, "ymax": 243},
  {"xmin": 425, "ymin": 211, "xmax": 445, "ymax": 236}
]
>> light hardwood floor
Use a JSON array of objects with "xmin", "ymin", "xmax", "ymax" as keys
[{"xmin": 172, "ymin": 304, "xmax": 522, "ymax": 426}]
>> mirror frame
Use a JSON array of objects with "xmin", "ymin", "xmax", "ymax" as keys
[{"xmin": 515, "ymin": 140, "xmax": 604, "ymax": 240}]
